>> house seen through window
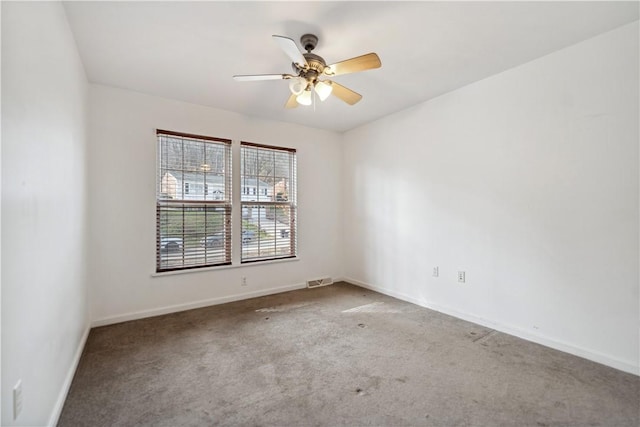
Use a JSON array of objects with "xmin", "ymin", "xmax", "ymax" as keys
[
  {"xmin": 240, "ymin": 142, "xmax": 297, "ymax": 263},
  {"xmin": 157, "ymin": 130, "xmax": 231, "ymax": 272},
  {"xmin": 156, "ymin": 130, "xmax": 297, "ymax": 272}
]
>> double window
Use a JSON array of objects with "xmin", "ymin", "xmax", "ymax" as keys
[{"xmin": 156, "ymin": 130, "xmax": 296, "ymax": 272}]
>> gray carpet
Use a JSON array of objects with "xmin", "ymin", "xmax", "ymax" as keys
[{"xmin": 59, "ymin": 282, "xmax": 639, "ymax": 426}]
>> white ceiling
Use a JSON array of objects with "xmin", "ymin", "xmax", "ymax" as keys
[{"xmin": 63, "ymin": 1, "xmax": 638, "ymax": 133}]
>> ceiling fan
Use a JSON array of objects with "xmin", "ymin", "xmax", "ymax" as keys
[{"xmin": 233, "ymin": 34, "xmax": 381, "ymax": 108}]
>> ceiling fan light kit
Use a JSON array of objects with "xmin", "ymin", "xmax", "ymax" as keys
[
  {"xmin": 314, "ymin": 80, "xmax": 333, "ymax": 101},
  {"xmin": 288, "ymin": 77, "xmax": 307, "ymax": 95},
  {"xmin": 233, "ymin": 33, "xmax": 381, "ymax": 109},
  {"xmin": 296, "ymin": 88, "xmax": 313, "ymax": 106}
]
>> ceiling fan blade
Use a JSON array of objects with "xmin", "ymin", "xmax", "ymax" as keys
[
  {"xmin": 327, "ymin": 81, "xmax": 362, "ymax": 105},
  {"xmin": 273, "ymin": 35, "xmax": 308, "ymax": 68},
  {"xmin": 324, "ymin": 53, "xmax": 381, "ymax": 77},
  {"xmin": 233, "ymin": 74, "xmax": 288, "ymax": 81},
  {"xmin": 285, "ymin": 93, "xmax": 299, "ymax": 109}
]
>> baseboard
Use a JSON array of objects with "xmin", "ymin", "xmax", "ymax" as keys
[
  {"xmin": 91, "ymin": 282, "xmax": 307, "ymax": 328},
  {"xmin": 345, "ymin": 277, "xmax": 639, "ymax": 376},
  {"xmin": 48, "ymin": 323, "xmax": 91, "ymax": 427}
]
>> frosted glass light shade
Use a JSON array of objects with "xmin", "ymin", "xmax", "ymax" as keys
[
  {"xmin": 296, "ymin": 89, "xmax": 312, "ymax": 106},
  {"xmin": 314, "ymin": 81, "xmax": 333, "ymax": 101},
  {"xmin": 289, "ymin": 77, "xmax": 307, "ymax": 95}
]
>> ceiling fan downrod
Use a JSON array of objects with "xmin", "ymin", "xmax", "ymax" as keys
[{"xmin": 300, "ymin": 34, "xmax": 318, "ymax": 52}]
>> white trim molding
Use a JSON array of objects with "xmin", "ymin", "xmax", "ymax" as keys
[
  {"xmin": 344, "ymin": 277, "xmax": 639, "ymax": 376},
  {"xmin": 48, "ymin": 324, "xmax": 91, "ymax": 427},
  {"xmin": 92, "ymin": 282, "xmax": 307, "ymax": 327}
]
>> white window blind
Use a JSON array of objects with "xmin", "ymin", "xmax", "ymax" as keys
[
  {"xmin": 240, "ymin": 142, "xmax": 297, "ymax": 263},
  {"xmin": 156, "ymin": 130, "xmax": 231, "ymax": 272}
]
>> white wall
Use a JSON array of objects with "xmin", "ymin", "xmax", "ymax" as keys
[
  {"xmin": 0, "ymin": 6, "xmax": 634, "ymax": 427},
  {"xmin": 342, "ymin": 22, "xmax": 639, "ymax": 374},
  {"xmin": 88, "ymin": 85, "xmax": 343, "ymax": 324},
  {"xmin": 1, "ymin": 2, "xmax": 89, "ymax": 425}
]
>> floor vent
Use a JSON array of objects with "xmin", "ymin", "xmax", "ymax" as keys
[{"xmin": 307, "ymin": 277, "xmax": 333, "ymax": 288}]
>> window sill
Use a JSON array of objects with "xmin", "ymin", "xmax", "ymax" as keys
[{"xmin": 151, "ymin": 256, "xmax": 300, "ymax": 277}]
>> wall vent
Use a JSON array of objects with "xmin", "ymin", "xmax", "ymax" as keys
[{"xmin": 307, "ymin": 277, "xmax": 333, "ymax": 288}]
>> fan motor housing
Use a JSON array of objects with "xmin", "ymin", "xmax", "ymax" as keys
[
  {"xmin": 291, "ymin": 52, "xmax": 326, "ymax": 82},
  {"xmin": 303, "ymin": 53, "xmax": 326, "ymax": 72}
]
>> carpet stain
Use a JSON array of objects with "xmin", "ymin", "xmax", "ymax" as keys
[
  {"xmin": 342, "ymin": 301, "xmax": 402, "ymax": 313},
  {"xmin": 472, "ymin": 329, "xmax": 497, "ymax": 343},
  {"xmin": 255, "ymin": 302, "xmax": 314, "ymax": 313}
]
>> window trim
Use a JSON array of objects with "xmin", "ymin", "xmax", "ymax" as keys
[
  {"xmin": 240, "ymin": 141, "xmax": 297, "ymax": 264},
  {"xmin": 156, "ymin": 129, "xmax": 232, "ymax": 272},
  {"xmin": 151, "ymin": 254, "xmax": 300, "ymax": 277},
  {"xmin": 156, "ymin": 128, "xmax": 231, "ymax": 144},
  {"xmin": 241, "ymin": 140, "xmax": 297, "ymax": 153},
  {"xmin": 155, "ymin": 131, "xmax": 298, "ymax": 273}
]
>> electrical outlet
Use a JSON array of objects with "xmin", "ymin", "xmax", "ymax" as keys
[
  {"xmin": 457, "ymin": 271, "xmax": 466, "ymax": 283},
  {"xmin": 241, "ymin": 277, "xmax": 247, "ymax": 286},
  {"xmin": 13, "ymin": 380, "xmax": 22, "ymax": 420},
  {"xmin": 432, "ymin": 266, "xmax": 439, "ymax": 277}
]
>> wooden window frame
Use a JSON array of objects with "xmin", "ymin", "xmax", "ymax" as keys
[
  {"xmin": 240, "ymin": 141, "xmax": 297, "ymax": 263},
  {"xmin": 156, "ymin": 129, "xmax": 232, "ymax": 272}
]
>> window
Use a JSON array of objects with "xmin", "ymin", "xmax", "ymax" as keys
[
  {"xmin": 156, "ymin": 131, "xmax": 297, "ymax": 272},
  {"xmin": 241, "ymin": 142, "xmax": 297, "ymax": 263},
  {"xmin": 156, "ymin": 130, "xmax": 231, "ymax": 272}
]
